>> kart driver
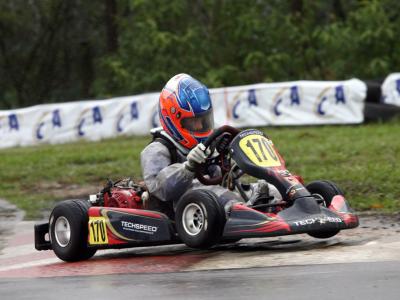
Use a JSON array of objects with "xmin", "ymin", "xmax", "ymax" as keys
[{"xmin": 140, "ymin": 73, "xmax": 281, "ymax": 217}]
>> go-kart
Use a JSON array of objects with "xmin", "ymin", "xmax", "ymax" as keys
[{"xmin": 34, "ymin": 126, "xmax": 359, "ymax": 262}]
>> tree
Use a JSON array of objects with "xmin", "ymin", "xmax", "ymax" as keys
[{"xmin": 0, "ymin": 0, "xmax": 399, "ymax": 109}]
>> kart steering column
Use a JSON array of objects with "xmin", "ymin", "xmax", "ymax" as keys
[{"xmin": 195, "ymin": 125, "xmax": 240, "ymax": 185}]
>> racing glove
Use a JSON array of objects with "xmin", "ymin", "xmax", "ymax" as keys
[{"xmin": 184, "ymin": 143, "xmax": 211, "ymax": 172}]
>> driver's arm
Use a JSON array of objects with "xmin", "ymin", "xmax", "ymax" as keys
[{"xmin": 140, "ymin": 142, "xmax": 195, "ymax": 202}]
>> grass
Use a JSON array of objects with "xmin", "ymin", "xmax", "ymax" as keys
[{"xmin": 0, "ymin": 120, "xmax": 399, "ymax": 219}]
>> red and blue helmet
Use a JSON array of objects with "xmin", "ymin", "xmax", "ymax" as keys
[{"xmin": 159, "ymin": 74, "xmax": 214, "ymax": 149}]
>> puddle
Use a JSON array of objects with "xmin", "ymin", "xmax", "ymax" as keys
[{"xmin": 0, "ymin": 199, "xmax": 24, "ymax": 251}]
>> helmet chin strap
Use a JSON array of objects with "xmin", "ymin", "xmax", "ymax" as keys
[{"xmin": 151, "ymin": 127, "xmax": 190, "ymax": 155}]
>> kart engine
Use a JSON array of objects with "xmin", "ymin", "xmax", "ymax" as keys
[
  {"xmin": 90, "ymin": 178, "xmax": 145, "ymax": 209},
  {"xmin": 103, "ymin": 187, "xmax": 143, "ymax": 209}
]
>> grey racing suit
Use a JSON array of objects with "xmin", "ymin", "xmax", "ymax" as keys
[{"xmin": 140, "ymin": 129, "xmax": 282, "ymax": 214}]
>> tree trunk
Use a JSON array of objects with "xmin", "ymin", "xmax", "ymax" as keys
[
  {"xmin": 290, "ymin": 0, "xmax": 303, "ymax": 20},
  {"xmin": 333, "ymin": 0, "xmax": 346, "ymax": 21},
  {"xmin": 105, "ymin": 0, "xmax": 118, "ymax": 54},
  {"xmin": 80, "ymin": 41, "xmax": 94, "ymax": 98}
]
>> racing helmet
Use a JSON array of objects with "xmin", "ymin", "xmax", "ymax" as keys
[{"xmin": 159, "ymin": 74, "xmax": 214, "ymax": 149}]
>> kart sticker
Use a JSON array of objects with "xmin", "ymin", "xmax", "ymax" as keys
[
  {"xmin": 293, "ymin": 216, "xmax": 343, "ymax": 226},
  {"xmin": 89, "ymin": 216, "xmax": 109, "ymax": 245},
  {"xmin": 239, "ymin": 134, "xmax": 281, "ymax": 167}
]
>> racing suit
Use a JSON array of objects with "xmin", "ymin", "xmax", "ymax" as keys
[{"xmin": 140, "ymin": 128, "xmax": 282, "ymax": 216}]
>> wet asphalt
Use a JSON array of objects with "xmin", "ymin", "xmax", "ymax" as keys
[
  {"xmin": 0, "ymin": 261, "xmax": 399, "ymax": 300},
  {"xmin": 1, "ymin": 199, "xmax": 399, "ymax": 300},
  {"xmin": 0, "ymin": 198, "xmax": 23, "ymax": 252}
]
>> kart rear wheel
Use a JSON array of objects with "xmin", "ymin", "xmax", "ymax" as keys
[
  {"xmin": 175, "ymin": 190, "xmax": 225, "ymax": 249},
  {"xmin": 306, "ymin": 180, "xmax": 343, "ymax": 239},
  {"xmin": 49, "ymin": 199, "xmax": 97, "ymax": 262}
]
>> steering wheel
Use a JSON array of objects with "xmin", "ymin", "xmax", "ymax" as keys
[{"xmin": 195, "ymin": 125, "xmax": 240, "ymax": 185}]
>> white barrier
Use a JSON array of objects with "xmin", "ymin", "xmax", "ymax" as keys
[
  {"xmin": 381, "ymin": 73, "xmax": 400, "ymax": 106},
  {"xmin": 0, "ymin": 79, "xmax": 366, "ymax": 149}
]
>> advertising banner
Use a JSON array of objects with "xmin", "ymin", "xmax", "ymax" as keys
[
  {"xmin": 0, "ymin": 79, "xmax": 366, "ymax": 149},
  {"xmin": 381, "ymin": 73, "xmax": 400, "ymax": 106}
]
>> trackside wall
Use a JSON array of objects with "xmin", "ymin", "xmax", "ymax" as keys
[{"xmin": 0, "ymin": 79, "xmax": 367, "ymax": 149}]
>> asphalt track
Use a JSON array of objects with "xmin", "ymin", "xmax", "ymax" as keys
[
  {"xmin": 1, "ymin": 261, "xmax": 399, "ymax": 300},
  {"xmin": 0, "ymin": 209, "xmax": 399, "ymax": 299}
]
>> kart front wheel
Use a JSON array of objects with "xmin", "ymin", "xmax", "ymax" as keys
[
  {"xmin": 49, "ymin": 200, "xmax": 97, "ymax": 262},
  {"xmin": 306, "ymin": 180, "xmax": 343, "ymax": 239},
  {"xmin": 175, "ymin": 190, "xmax": 225, "ymax": 249}
]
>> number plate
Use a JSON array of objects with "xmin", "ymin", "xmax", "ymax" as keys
[
  {"xmin": 89, "ymin": 216, "xmax": 109, "ymax": 245},
  {"xmin": 239, "ymin": 134, "xmax": 281, "ymax": 167}
]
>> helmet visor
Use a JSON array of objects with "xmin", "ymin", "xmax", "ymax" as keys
[{"xmin": 181, "ymin": 110, "xmax": 214, "ymax": 133}]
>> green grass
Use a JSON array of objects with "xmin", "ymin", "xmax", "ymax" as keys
[{"xmin": 1, "ymin": 120, "xmax": 399, "ymax": 219}]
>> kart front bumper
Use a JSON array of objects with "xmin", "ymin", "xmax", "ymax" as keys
[
  {"xmin": 34, "ymin": 223, "xmax": 52, "ymax": 250},
  {"xmin": 223, "ymin": 195, "xmax": 359, "ymax": 238}
]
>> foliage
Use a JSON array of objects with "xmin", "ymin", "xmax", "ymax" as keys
[{"xmin": 1, "ymin": 0, "xmax": 400, "ymax": 108}]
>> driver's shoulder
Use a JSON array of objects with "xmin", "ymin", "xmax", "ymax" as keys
[{"xmin": 141, "ymin": 140, "xmax": 170, "ymax": 157}]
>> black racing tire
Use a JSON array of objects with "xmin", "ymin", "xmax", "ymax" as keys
[
  {"xmin": 364, "ymin": 102, "xmax": 400, "ymax": 122},
  {"xmin": 306, "ymin": 180, "xmax": 343, "ymax": 239},
  {"xmin": 175, "ymin": 190, "xmax": 226, "ymax": 249},
  {"xmin": 49, "ymin": 199, "xmax": 97, "ymax": 262},
  {"xmin": 364, "ymin": 80, "xmax": 382, "ymax": 104}
]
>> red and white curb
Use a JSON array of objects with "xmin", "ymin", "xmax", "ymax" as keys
[{"xmin": 0, "ymin": 221, "xmax": 207, "ymax": 278}]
